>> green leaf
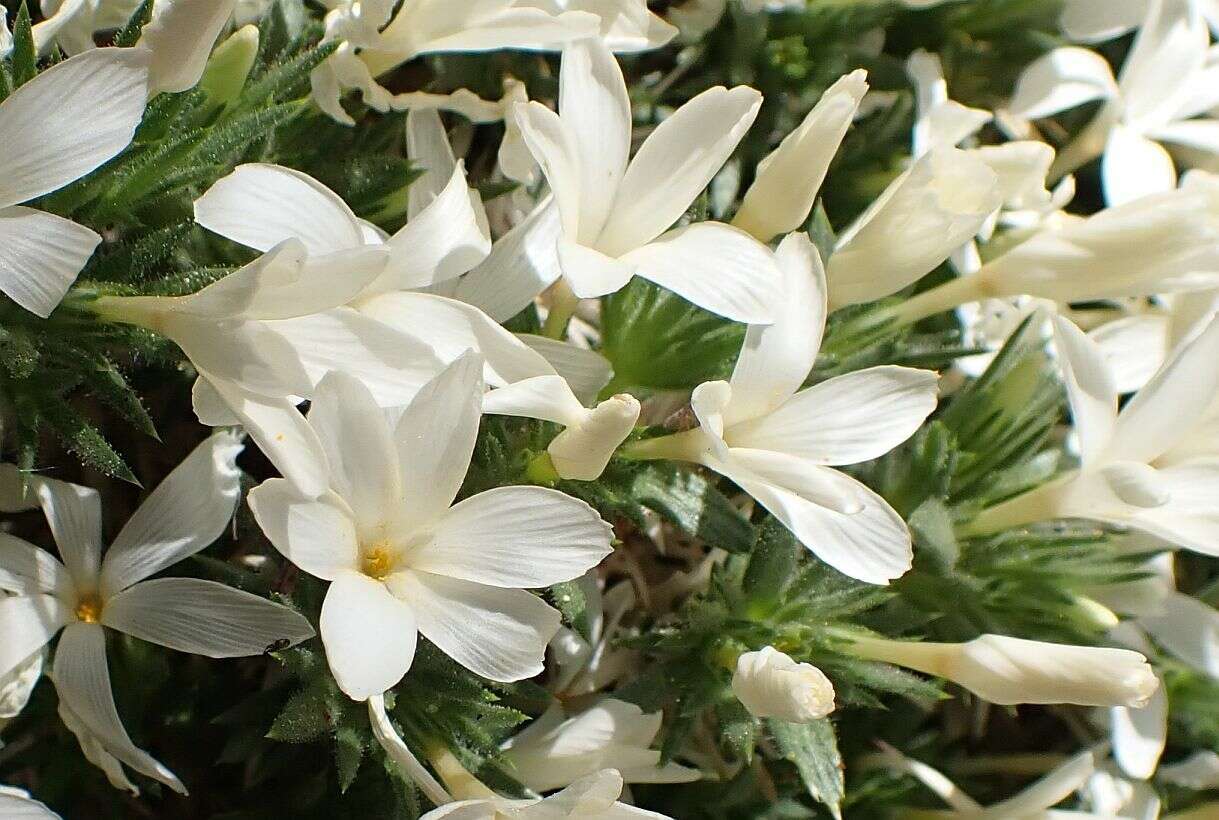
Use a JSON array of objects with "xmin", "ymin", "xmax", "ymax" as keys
[
  {"xmin": 601, "ymin": 278, "xmax": 745, "ymax": 392},
  {"xmin": 549, "ymin": 579, "xmax": 592, "ymax": 642},
  {"xmin": 10, "ymin": 3, "xmax": 37, "ymax": 88},
  {"xmin": 334, "ymin": 725, "xmax": 366, "ymax": 793},
  {"xmin": 40, "ymin": 400, "xmax": 137, "ymax": 483},
  {"xmin": 716, "ymin": 699, "xmax": 756, "ymax": 764},
  {"xmin": 768, "ymin": 719, "xmax": 845, "ymax": 820},
  {"xmin": 267, "ymin": 689, "xmax": 334, "ymax": 744},
  {"xmin": 743, "ymin": 518, "xmax": 800, "ymax": 613},
  {"xmin": 631, "ymin": 463, "xmax": 755, "ymax": 554},
  {"xmin": 113, "ymin": 0, "xmax": 154, "ymax": 48}
]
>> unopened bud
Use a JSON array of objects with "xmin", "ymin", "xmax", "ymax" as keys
[{"xmin": 732, "ymin": 647, "xmax": 836, "ymax": 722}]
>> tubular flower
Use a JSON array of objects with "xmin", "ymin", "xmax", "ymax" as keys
[
  {"xmin": 0, "ymin": 433, "xmax": 314, "ymax": 793},
  {"xmin": 626, "ymin": 233, "xmax": 939, "ymax": 584},
  {"xmin": 247, "ymin": 355, "xmax": 613, "ymax": 700}
]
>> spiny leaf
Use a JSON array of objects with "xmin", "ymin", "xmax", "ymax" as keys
[
  {"xmin": 113, "ymin": 0, "xmax": 154, "ymax": 48},
  {"xmin": 40, "ymin": 400, "xmax": 137, "ymax": 483},
  {"xmin": 9, "ymin": 3, "xmax": 37, "ymax": 88},
  {"xmin": 768, "ymin": 719, "xmax": 845, "ymax": 820}
]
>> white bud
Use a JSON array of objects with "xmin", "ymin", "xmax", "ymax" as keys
[
  {"xmin": 732, "ymin": 70, "xmax": 868, "ymax": 243},
  {"xmin": 549, "ymin": 394, "xmax": 641, "ymax": 481},
  {"xmin": 849, "ymin": 633, "xmax": 1158, "ymax": 708},
  {"xmin": 731, "ymin": 647, "xmax": 836, "ymax": 722}
]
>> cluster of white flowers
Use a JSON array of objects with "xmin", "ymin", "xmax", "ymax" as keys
[{"xmin": 8, "ymin": 0, "xmax": 1219, "ymax": 816}]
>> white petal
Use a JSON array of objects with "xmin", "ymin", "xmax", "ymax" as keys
[
  {"xmin": 726, "ymin": 233, "xmax": 826, "ymax": 425},
  {"xmin": 388, "ymin": 571, "xmax": 560, "ymax": 682},
  {"xmin": 549, "ymin": 393, "xmax": 640, "ymax": 481},
  {"xmin": 1060, "ymin": 0, "xmax": 1146, "ymax": 41},
  {"xmin": 101, "ymin": 577, "xmax": 314, "ymax": 657},
  {"xmin": 321, "ymin": 571, "xmax": 418, "ymax": 701},
  {"xmin": 357, "ymin": 292, "xmax": 555, "ymax": 387},
  {"xmin": 0, "ymin": 594, "xmax": 67, "ymax": 678},
  {"xmin": 517, "ymin": 334, "xmax": 613, "ymax": 405},
  {"xmin": 449, "ymin": 198, "xmax": 562, "ymax": 322},
  {"xmin": 828, "ymin": 147, "xmax": 1002, "ymax": 307},
  {"xmin": 199, "ymin": 374, "xmax": 332, "ymax": 497},
  {"xmin": 248, "ymin": 480, "xmax": 360, "ymax": 581},
  {"xmin": 0, "ymin": 533, "xmax": 73, "ymax": 597},
  {"xmin": 1111, "ymin": 682, "xmax": 1167, "ymax": 780},
  {"xmin": 598, "ymin": 85, "xmax": 761, "ymax": 255},
  {"xmin": 263, "ymin": 307, "xmax": 445, "ymax": 407},
  {"xmin": 557, "ymin": 238, "xmax": 636, "ymax": 299},
  {"xmin": 1150, "ymin": 118, "xmax": 1219, "ymax": 155},
  {"xmin": 1118, "ymin": 0, "xmax": 1209, "ymax": 130},
  {"xmin": 410, "ymin": 486, "xmax": 612, "ymax": 587},
  {"xmin": 728, "ymin": 366, "xmax": 939, "ymax": 465},
  {"xmin": 733, "ymin": 71, "xmax": 867, "ymax": 242},
  {"xmin": 621, "ymin": 223, "xmax": 781, "ymax": 324},
  {"xmin": 1102, "ymin": 126, "xmax": 1177, "ymax": 206},
  {"xmin": 1051, "ymin": 315, "xmax": 1119, "ymax": 466},
  {"xmin": 0, "ymin": 206, "xmax": 99, "ymax": 317},
  {"xmin": 512, "ymin": 101, "xmax": 585, "ymax": 238},
  {"xmin": 180, "ymin": 239, "xmax": 388, "ymax": 321},
  {"xmin": 481, "ymin": 375, "xmax": 589, "ymax": 427},
  {"xmin": 307, "ymin": 371, "xmax": 403, "ymax": 534},
  {"xmin": 99, "ymin": 431, "xmax": 243, "ymax": 597},
  {"xmin": 406, "ymin": 108, "xmax": 459, "ymax": 219},
  {"xmin": 1112, "ymin": 463, "xmax": 1219, "ymax": 554},
  {"xmin": 1108, "ymin": 312, "xmax": 1219, "ymax": 464},
  {"xmin": 375, "ymin": 162, "xmax": 491, "ymax": 293},
  {"xmin": 1007, "ymin": 47, "xmax": 1117, "ymax": 120},
  {"xmin": 194, "ymin": 164, "xmax": 366, "ymax": 255},
  {"xmin": 0, "ymin": 791, "xmax": 58, "ymax": 819},
  {"xmin": 53, "ymin": 622, "xmax": 186, "ymax": 793},
  {"xmin": 558, "ymin": 37, "xmax": 632, "ymax": 244},
  {"xmin": 718, "ymin": 455, "xmax": 913, "ymax": 584},
  {"xmin": 33, "ymin": 479, "xmax": 102, "ymax": 593},
  {"xmin": 1141, "ymin": 591, "xmax": 1219, "ymax": 677},
  {"xmin": 390, "ymin": 353, "xmax": 484, "ymax": 530},
  {"xmin": 0, "ymin": 47, "xmax": 149, "ymax": 209},
  {"xmin": 1089, "ymin": 314, "xmax": 1170, "ymax": 394},
  {"xmin": 191, "ymin": 376, "xmax": 241, "ymax": 426},
  {"xmin": 979, "ymin": 750, "xmax": 1094, "ymax": 817},
  {"xmin": 141, "ymin": 0, "xmax": 236, "ymax": 94}
]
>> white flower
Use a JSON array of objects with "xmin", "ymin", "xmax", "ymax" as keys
[
  {"xmin": 826, "ymin": 141, "xmax": 1052, "ymax": 309},
  {"xmin": 1010, "ymin": 0, "xmax": 1219, "ymax": 205},
  {"xmin": 139, "ymin": 0, "xmax": 239, "ymax": 95},
  {"xmin": 730, "ymin": 70, "xmax": 869, "ymax": 243},
  {"xmin": 313, "ymin": 0, "xmax": 676, "ymax": 124},
  {"xmin": 502, "ymin": 699, "xmax": 700, "ymax": 791},
  {"xmin": 964, "ymin": 314, "xmax": 1219, "ymax": 556},
  {"xmin": 512, "ymin": 37, "xmax": 782, "ymax": 325},
  {"xmin": 881, "ymin": 746, "xmax": 1104, "ymax": 817},
  {"xmin": 420, "ymin": 769, "xmax": 673, "ymax": 819},
  {"xmin": 0, "ymin": 786, "xmax": 58, "ymax": 819},
  {"xmin": 0, "ymin": 46, "xmax": 149, "ymax": 317},
  {"xmin": 193, "ymin": 135, "xmax": 636, "ymax": 481},
  {"xmin": 0, "ymin": 432, "xmax": 315, "ymax": 794},
  {"xmin": 848, "ymin": 632, "xmax": 1158, "ymax": 707},
  {"xmin": 731, "ymin": 646, "xmax": 836, "ymax": 723},
  {"xmin": 627, "ymin": 233, "xmax": 939, "ymax": 584},
  {"xmin": 247, "ymin": 355, "xmax": 613, "ymax": 700},
  {"xmin": 1061, "ymin": 0, "xmax": 1219, "ymax": 41}
]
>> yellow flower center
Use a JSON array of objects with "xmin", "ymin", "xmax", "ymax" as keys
[
  {"xmin": 75, "ymin": 595, "xmax": 103, "ymax": 624},
  {"xmin": 361, "ymin": 542, "xmax": 397, "ymax": 580}
]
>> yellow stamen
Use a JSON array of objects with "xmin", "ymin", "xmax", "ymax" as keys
[
  {"xmin": 361, "ymin": 543, "xmax": 396, "ymax": 580},
  {"xmin": 75, "ymin": 595, "xmax": 103, "ymax": 624}
]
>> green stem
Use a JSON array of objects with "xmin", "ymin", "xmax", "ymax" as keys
[{"xmin": 541, "ymin": 279, "xmax": 581, "ymax": 340}]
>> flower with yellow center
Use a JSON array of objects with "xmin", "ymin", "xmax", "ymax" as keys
[
  {"xmin": 248, "ymin": 354, "xmax": 614, "ymax": 701},
  {"xmin": 0, "ymin": 433, "xmax": 314, "ymax": 795}
]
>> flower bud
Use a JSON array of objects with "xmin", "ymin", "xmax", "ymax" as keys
[
  {"xmin": 732, "ymin": 71, "xmax": 868, "ymax": 243},
  {"xmin": 731, "ymin": 647, "xmax": 836, "ymax": 722},
  {"xmin": 549, "ymin": 394, "xmax": 641, "ymax": 481},
  {"xmin": 199, "ymin": 25, "xmax": 260, "ymax": 112},
  {"xmin": 848, "ymin": 633, "xmax": 1158, "ymax": 707}
]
